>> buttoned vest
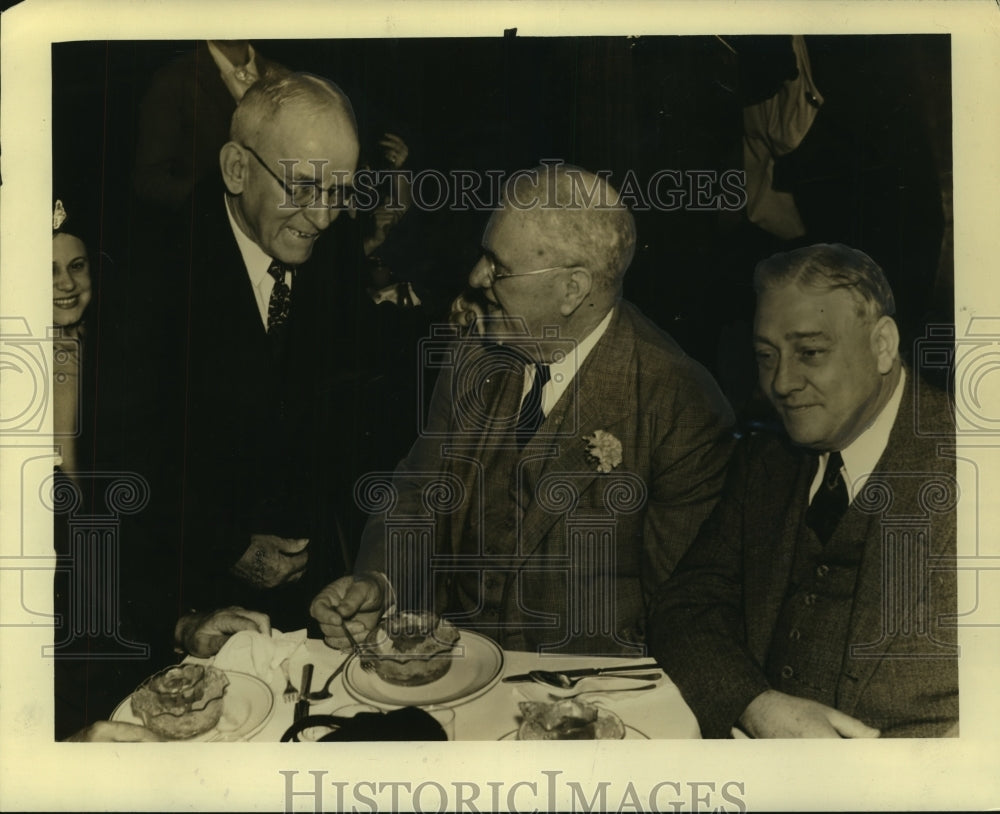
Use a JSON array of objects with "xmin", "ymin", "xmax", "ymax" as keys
[{"xmin": 765, "ymin": 503, "xmax": 872, "ymax": 705}]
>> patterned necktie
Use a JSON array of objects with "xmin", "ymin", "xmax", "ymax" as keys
[
  {"xmin": 266, "ymin": 260, "xmax": 293, "ymax": 335},
  {"xmin": 515, "ymin": 363, "xmax": 551, "ymax": 447},
  {"xmin": 806, "ymin": 450, "xmax": 848, "ymax": 544}
]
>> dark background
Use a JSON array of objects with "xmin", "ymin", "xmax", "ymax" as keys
[{"xmin": 52, "ymin": 34, "xmax": 953, "ymax": 421}]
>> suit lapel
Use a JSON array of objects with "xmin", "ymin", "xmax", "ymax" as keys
[
  {"xmin": 515, "ymin": 306, "xmax": 635, "ymax": 563},
  {"xmin": 835, "ymin": 382, "xmax": 923, "ymax": 713},
  {"xmin": 745, "ymin": 444, "xmax": 815, "ymax": 660},
  {"xmin": 441, "ymin": 341, "xmax": 526, "ymax": 555},
  {"xmin": 195, "ymin": 195, "xmax": 267, "ymax": 349}
]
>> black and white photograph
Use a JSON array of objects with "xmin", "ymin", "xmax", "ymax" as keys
[{"xmin": 1, "ymin": 1, "xmax": 998, "ymax": 811}]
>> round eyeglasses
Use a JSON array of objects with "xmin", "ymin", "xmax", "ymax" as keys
[{"xmin": 242, "ymin": 144, "xmax": 354, "ymax": 210}]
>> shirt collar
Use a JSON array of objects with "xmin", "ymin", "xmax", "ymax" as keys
[
  {"xmin": 548, "ymin": 306, "xmax": 615, "ymax": 382},
  {"xmin": 524, "ymin": 306, "xmax": 616, "ymax": 413},
  {"xmin": 839, "ymin": 367, "xmax": 907, "ymax": 499},
  {"xmin": 224, "ymin": 193, "xmax": 274, "ymax": 288}
]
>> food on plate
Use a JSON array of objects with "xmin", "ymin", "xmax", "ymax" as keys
[
  {"xmin": 364, "ymin": 611, "xmax": 460, "ymax": 686},
  {"xmin": 130, "ymin": 664, "xmax": 229, "ymax": 739},
  {"xmin": 517, "ymin": 699, "xmax": 626, "ymax": 740}
]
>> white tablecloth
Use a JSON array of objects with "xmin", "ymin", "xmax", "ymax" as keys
[{"xmin": 248, "ymin": 637, "xmax": 701, "ymax": 741}]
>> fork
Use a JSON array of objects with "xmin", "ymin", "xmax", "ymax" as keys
[
  {"xmin": 342, "ymin": 624, "xmax": 376, "ymax": 672},
  {"xmin": 279, "ymin": 658, "xmax": 298, "ymax": 702}
]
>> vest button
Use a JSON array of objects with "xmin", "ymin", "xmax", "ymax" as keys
[
  {"xmin": 789, "ymin": 628, "xmax": 801, "ymax": 641},
  {"xmin": 781, "ymin": 665, "xmax": 794, "ymax": 679},
  {"xmin": 816, "ymin": 564, "xmax": 830, "ymax": 578}
]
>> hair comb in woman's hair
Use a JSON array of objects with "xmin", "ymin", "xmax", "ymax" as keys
[{"xmin": 53, "ymin": 199, "xmax": 68, "ymax": 231}]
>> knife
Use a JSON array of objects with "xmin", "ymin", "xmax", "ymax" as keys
[
  {"xmin": 502, "ymin": 661, "xmax": 662, "ymax": 683},
  {"xmin": 294, "ymin": 663, "xmax": 314, "ymax": 721}
]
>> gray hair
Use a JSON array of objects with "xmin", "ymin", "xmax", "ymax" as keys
[
  {"xmin": 503, "ymin": 164, "xmax": 636, "ymax": 293},
  {"xmin": 230, "ymin": 69, "xmax": 357, "ymax": 145},
  {"xmin": 753, "ymin": 243, "xmax": 896, "ymax": 321}
]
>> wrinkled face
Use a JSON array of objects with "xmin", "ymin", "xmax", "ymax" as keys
[
  {"xmin": 230, "ymin": 101, "xmax": 359, "ymax": 266},
  {"xmin": 753, "ymin": 281, "xmax": 890, "ymax": 451},
  {"xmin": 52, "ymin": 233, "xmax": 92, "ymax": 326},
  {"xmin": 467, "ymin": 207, "xmax": 569, "ymax": 347}
]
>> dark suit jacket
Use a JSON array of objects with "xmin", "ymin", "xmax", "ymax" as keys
[
  {"xmin": 147, "ymin": 184, "xmax": 374, "ymax": 628},
  {"xmin": 358, "ymin": 300, "xmax": 736, "ymax": 654},
  {"xmin": 51, "ymin": 187, "xmax": 381, "ymax": 731},
  {"xmin": 648, "ymin": 376, "xmax": 958, "ymax": 737}
]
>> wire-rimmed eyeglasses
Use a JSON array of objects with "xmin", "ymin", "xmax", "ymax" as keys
[
  {"xmin": 484, "ymin": 254, "xmax": 571, "ymax": 283},
  {"xmin": 242, "ymin": 144, "xmax": 354, "ymax": 210}
]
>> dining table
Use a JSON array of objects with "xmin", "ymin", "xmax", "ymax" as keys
[{"xmin": 130, "ymin": 630, "xmax": 703, "ymax": 742}]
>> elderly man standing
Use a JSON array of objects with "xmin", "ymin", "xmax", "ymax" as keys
[
  {"xmin": 54, "ymin": 71, "xmax": 370, "ymax": 738},
  {"xmin": 647, "ymin": 244, "xmax": 958, "ymax": 738},
  {"xmin": 311, "ymin": 164, "xmax": 735, "ymax": 656},
  {"xmin": 140, "ymin": 70, "xmax": 366, "ymax": 654}
]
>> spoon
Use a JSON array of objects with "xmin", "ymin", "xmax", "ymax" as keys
[{"xmin": 529, "ymin": 669, "xmax": 662, "ymax": 690}]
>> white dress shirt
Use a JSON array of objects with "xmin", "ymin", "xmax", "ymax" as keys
[
  {"xmin": 224, "ymin": 194, "xmax": 292, "ymax": 328},
  {"xmin": 809, "ymin": 367, "xmax": 907, "ymax": 504},
  {"xmin": 519, "ymin": 306, "xmax": 616, "ymax": 419}
]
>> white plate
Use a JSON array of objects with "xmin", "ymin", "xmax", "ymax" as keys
[
  {"xmin": 111, "ymin": 670, "xmax": 274, "ymax": 741},
  {"xmin": 343, "ymin": 630, "xmax": 504, "ymax": 708},
  {"xmin": 500, "ymin": 724, "xmax": 649, "ymax": 740}
]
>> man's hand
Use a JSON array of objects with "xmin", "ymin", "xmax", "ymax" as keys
[
  {"xmin": 175, "ymin": 606, "xmax": 271, "ymax": 658},
  {"xmin": 448, "ymin": 291, "xmax": 489, "ymax": 334},
  {"xmin": 310, "ymin": 575, "xmax": 385, "ymax": 650},
  {"xmin": 231, "ymin": 534, "xmax": 309, "ymax": 589},
  {"xmin": 738, "ymin": 690, "xmax": 881, "ymax": 738},
  {"xmin": 377, "ymin": 132, "xmax": 409, "ymax": 169},
  {"xmin": 65, "ymin": 721, "xmax": 164, "ymax": 742}
]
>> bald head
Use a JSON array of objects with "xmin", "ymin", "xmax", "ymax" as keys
[
  {"xmin": 501, "ymin": 165, "xmax": 636, "ymax": 295},
  {"xmin": 220, "ymin": 69, "xmax": 359, "ymax": 266},
  {"xmin": 231, "ymin": 70, "xmax": 357, "ymax": 147}
]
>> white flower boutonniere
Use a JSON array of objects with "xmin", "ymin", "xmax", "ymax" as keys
[{"xmin": 583, "ymin": 430, "xmax": 623, "ymax": 473}]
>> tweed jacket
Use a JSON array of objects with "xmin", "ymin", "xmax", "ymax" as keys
[
  {"xmin": 357, "ymin": 300, "xmax": 736, "ymax": 655},
  {"xmin": 648, "ymin": 377, "xmax": 958, "ymax": 737}
]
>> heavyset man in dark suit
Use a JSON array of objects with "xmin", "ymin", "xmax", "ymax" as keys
[
  {"xmin": 648, "ymin": 244, "xmax": 958, "ymax": 738},
  {"xmin": 311, "ymin": 164, "xmax": 736, "ymax": 656}
]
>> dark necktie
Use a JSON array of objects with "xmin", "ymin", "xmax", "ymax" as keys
[
  {"xmin": 806, "ymin": 450, "xmax": 848, "ymax": 544},
  {"xmin": 515, "ymin": 363, "xmax": 551, "ymax": 447},
  {"xmin": 266, "ymin": 260, "xmax": 293, "ymax": 335}
]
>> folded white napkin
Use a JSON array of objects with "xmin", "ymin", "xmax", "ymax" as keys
[{"xmin": 212, "ymin": 627, "xmax": 308, "ymax": 694}]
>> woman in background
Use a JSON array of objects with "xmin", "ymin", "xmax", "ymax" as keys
[{"xmin": 51, "ymin": 198, "xmax": 93, "ymax": 482}]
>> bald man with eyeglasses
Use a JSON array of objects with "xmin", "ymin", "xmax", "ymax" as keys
[
  {"xmin": 311, "ymin": 164, "xmax": 736, "ymax": 657},
  {"xmin": 135, "ymin": 70, "xmax": 378, "ymax": 656}
]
